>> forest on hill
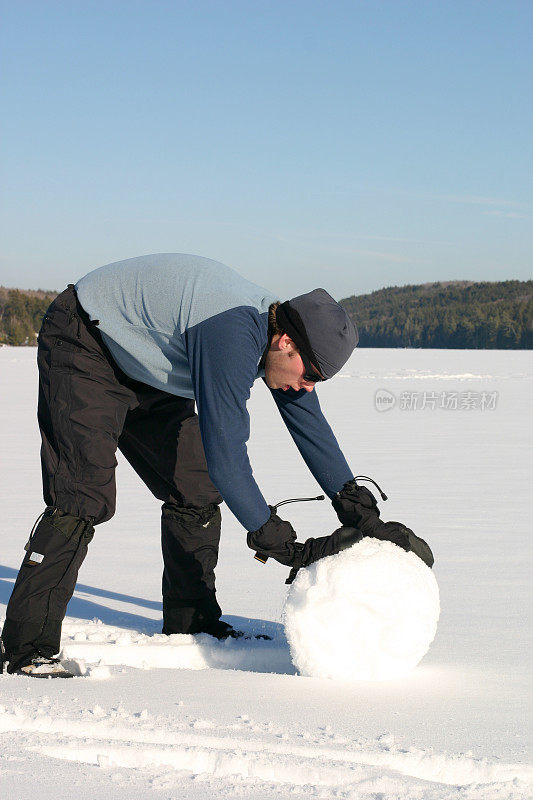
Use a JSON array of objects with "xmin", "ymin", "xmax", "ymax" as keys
[
  {"xmin": 0, "ymin": 288, "xmax": 57, "ymax": 346},
  {"xmin": 1, "ymin": 280, "xmax": 532, "ymax": 348},
  {"xmin": 340, "ymin": 280, "xmax": 533, "ymax": 349}
]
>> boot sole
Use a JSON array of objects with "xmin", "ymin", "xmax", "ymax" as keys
[{"xmin": 15, "ymin": 669, "xmax": 74, "ymax": 678}]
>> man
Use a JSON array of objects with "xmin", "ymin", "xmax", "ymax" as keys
[{"xmin": 1, "ymin": 254, "xmax": 432, "ymax": 677}]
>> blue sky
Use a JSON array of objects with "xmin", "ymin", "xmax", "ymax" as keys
[{"xmin": 1, "ymin": 0, "xmax": 531, "ymax": 299}]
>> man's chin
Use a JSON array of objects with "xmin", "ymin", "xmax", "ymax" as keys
[{"xmin": 264, "ymin": 377, "xmax": 287, "ymax": 391}]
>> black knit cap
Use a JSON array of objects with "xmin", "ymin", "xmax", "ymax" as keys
[{"xmin": 276, "ymin": 288, "xmax": 358, "ymax": 380}]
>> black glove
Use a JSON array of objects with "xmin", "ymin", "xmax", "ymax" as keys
[
  {"xmin": 332, "ymin": 479, "xmax": 383, "ymax": 532},
  {"xmin": 248, "ymin": 510, "xmax": 363, "ymax": 570},
  {"xmin": 332, "ymin": 479, "xmax": 434, "ymax": 568},
  {"xmin": 247, "ymin": 509, "xmax": 301, "ymax": 567},
  {"xmin": 298, "ymin": 525, "xmax": 362, "ymax": 566},
  {"xmin": 333, "ymin": 480, "xmax": 411, "ymax": 550}
]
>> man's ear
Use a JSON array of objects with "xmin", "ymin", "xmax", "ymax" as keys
[{"xmin": 278, "ymin": 333, "xmax": 296, "ymax": 351}]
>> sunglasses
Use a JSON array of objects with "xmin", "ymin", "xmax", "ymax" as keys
[{"xmin": 300, "ymin": 350, "xmax": 324, "ymax": 383}]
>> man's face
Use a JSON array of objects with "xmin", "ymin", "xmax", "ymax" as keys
[{"xmin": 264, "ymin": 334, "xmax": 322, "ymax": 393}]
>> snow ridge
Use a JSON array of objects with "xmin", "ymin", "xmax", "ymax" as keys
[
  {"xmin": 59, "ymin": 617, "xmax": 293, "ymax": 674},
  {"xmin": 1, "ymin": 702, "xmax": 531, "ymax": 798}
]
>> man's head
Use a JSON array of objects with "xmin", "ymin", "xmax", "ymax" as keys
[
  {"xmin": 264, "ymin": 289, "xmax": 358, "ymax": 393},
  {"xmin": 264, "ymin": 332, "xmax": 323, "ymax": 392}
]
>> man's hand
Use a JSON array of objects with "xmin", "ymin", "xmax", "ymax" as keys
[
  {"xmin": 247, "ymin": 510, "xmax": 301, "ymax": 566},
  {"xmin": 248, "ymin": 511, "xmax": 364, "ymax": 581},
  {"xmin": 249, "ymin": 477, "xmax": 434, "ymax": 584},
  {"xmin": 332, "ymin": 479, "xmax": 383, "ymax": 532},
  {"xmin": 332, "ymin": 479, "xmax": 434, "ymax": 568}
]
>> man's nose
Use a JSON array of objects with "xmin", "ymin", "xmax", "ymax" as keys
[{"xmin": 301, "ymin": 383, "xmax": 315, "ymax": 393}]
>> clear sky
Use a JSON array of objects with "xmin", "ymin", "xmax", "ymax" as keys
[{"xmin": 1, "ymin": 0, "xmax": 531, "ymax": 299}]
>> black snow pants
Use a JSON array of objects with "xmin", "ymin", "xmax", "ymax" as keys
[{"xmin": 2, "ymin": 285, "xmax": 223, "ymax": 671}]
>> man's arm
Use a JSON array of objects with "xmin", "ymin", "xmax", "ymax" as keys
[
  {"xmin": 182, "ymin": 307, "xmax": 271, "ymax": 532},
  {"xmin": 269, "ymin": 385, "xmax": 353, "ymax": 497}
]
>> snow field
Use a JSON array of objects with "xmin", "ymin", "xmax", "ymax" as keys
[
  {"xmin": 284, "ymin": 538, "xmax": 440, "ymax": 680},
  {"xmin": 1, "ymin": 347, "xmax": 531, "ymax": 799},
  {"xmin": 1, "ymin": 687, "xmax": 532, "ymax": 798}
]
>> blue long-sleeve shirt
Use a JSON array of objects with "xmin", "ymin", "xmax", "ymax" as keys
[{"xmin": 76, "ymin": 254, "xmax": 353, "ymax": 530}]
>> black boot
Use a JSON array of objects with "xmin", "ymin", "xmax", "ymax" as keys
[
  {"xmin": 2, "ymin": 507, "xmax": 94, "ymax": 673},
  {"xmin": 161, "ymin": 502, "xmax": 223, "ymax": 635}
]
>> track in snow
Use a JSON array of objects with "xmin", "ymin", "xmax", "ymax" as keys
[
  {"xmin": 1, "ymin": 699, "xmax": 531, "ymax": 800},
  {"xmin": 58, "ymin": 616, "xmax": 294, "ymax": 675}
]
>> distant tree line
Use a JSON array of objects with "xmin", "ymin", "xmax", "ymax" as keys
[
  {"xmin": 340, "ymin": 280, "xmax": 533, "ymax": 349},
  {"xmin": 0, "ymin": 288, "xmax": 57, "ymax": 346},
  {"xmin": 1, "ymin": 279, "xmax": 532, "ymax": 349}
]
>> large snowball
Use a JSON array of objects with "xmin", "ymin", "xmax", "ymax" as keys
[{"xmin": 283, "ymin": 538, "xmax": 439, "ymax": 681}]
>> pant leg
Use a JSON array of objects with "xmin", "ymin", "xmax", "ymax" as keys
[
  {"xmin": 117, "ymin": 391, "xmax": 223, "ymax": 633},
  {"xmin": 2, "ymin": 286, "xmax": 136, "ymax": 669},
  {"xmin": 118, "ymin": 392, "xmax": 221, "ymax": 509},
  {"xmin": 38, "ymin": 286, "xmax": 137, "ymax": 522},
  {"xmin": 2, "ymin": 509, "xmax": 94, "ymax": 671}
]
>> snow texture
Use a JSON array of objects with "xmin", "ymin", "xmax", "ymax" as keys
[
  {"xmin": 284, "ymin": 538, "xmax": 440, "ymax": 680},
  {"xmin": 1, "ymin": 346, "xmax": 531, "ymax": 800}
]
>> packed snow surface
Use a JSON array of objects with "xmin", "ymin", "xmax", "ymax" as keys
[
  {"xmin": 1, "ymin": 347, "xmax": 531, "ymax": 800},
  {"xmin": 284, "ymin": 538, "xmax": 440, "ymax": 680}
]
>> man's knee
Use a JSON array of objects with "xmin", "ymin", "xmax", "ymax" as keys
[
  {"xmin": 43, "ymin": 491, "xmax": 116, "ymax": 526},
  {"xmin": 161, "ymin": 502, "xmax": 221, "ymax": 599},
  {"xmin": 161, "ymin": 502, "xmax": 221, "ymax": 545}
]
